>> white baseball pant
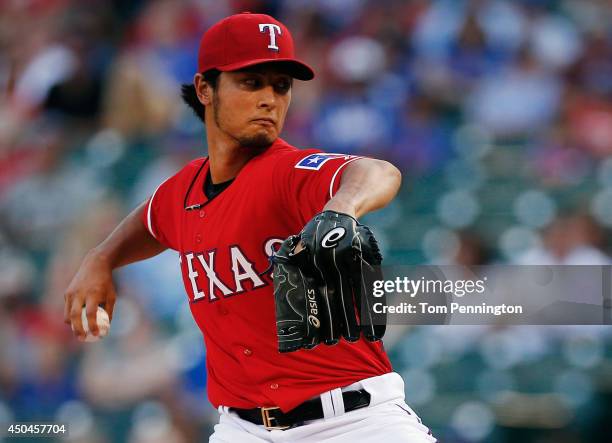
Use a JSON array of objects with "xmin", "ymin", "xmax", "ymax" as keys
[{"xmin": 210, "ymin": 372, "xmax": 437, "ymax": 442}]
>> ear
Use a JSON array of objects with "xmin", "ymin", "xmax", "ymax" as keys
[{"xmin": 194, "ymin": 73, "xmax": 212, "ymax": 106}]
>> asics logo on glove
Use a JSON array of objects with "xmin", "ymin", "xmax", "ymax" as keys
[
  {"xmin": 321, "ymin": 227, "xmax": 346, "ymax": 248},
  {"xmin": 307, "ymin": 289, "xmax": 320, "ymax": 327}
]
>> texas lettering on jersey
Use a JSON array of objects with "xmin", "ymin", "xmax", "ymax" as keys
[{"xmin": 181, "ymin": 238, "xmax": 282, "ymax": 302}]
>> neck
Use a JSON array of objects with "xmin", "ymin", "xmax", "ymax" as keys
[{"xmin": 204, "ymin": 118, "xmax": 267, "ymax": 184}]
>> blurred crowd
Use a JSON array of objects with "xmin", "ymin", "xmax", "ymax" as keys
[{"xmin": 1, "ymin": 0, "xmax": 612, "ymax": 441}]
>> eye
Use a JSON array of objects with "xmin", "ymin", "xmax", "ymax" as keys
[
  {"xmin": 242, "ymin": 77, "xmax": 261, "ymax": 88},
  {"xmin": 274, "ymin": 79, "xmax": 291, "ymax": 94}
]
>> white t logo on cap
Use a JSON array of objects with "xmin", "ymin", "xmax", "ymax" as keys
[{"xmin": 259, "ymin": 23, "xmax": 281, "ymax": 51}]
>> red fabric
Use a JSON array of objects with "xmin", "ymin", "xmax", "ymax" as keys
[
  {"xmin": 566, "ymin": 96, "xmax": 612, "ymax": 156},
  {"xmin": 197, "ymin": 12, "xmax": 314, "ymax": 80},
  {"xmin": 141, "ymin": 138, "xmax": 392, "ymax": 411}
]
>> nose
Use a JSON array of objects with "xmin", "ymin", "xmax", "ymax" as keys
[{"xmin": 257, "ymin": 85, "xmax": 276, "ymax": 110}]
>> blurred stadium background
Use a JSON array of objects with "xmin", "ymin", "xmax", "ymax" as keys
[{"xmin": 1, "ymin": 0, "xmax": 612, "ymax": 441}]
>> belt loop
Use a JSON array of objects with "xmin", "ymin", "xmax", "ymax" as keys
[
  {"xmin": 330, "ymin": 388, "xmax": 345, "ymax": 416},
  {"xmin": 320, "ymin": 391, "xmax": 334, "ymax": 419}
]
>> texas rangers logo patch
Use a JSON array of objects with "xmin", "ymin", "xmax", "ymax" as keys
[{"xmin": 295, "ymin": 153, "xmax": 358, "ymax": 171}]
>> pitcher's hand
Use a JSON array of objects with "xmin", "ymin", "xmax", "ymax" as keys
[{"xmin": 64, "ymin": 251, "xmax": 116, "ymax": 340}]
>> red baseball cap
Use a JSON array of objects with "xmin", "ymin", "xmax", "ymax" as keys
[{"xmin": 197, "ymin": 12, "xmax": 314, "ymax": 81}]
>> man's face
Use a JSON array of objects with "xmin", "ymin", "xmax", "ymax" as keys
[{"xmin": 209, "ymin": 66, "xmax": 292, "ymax": 149}]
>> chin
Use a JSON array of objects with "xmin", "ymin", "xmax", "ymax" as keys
[{"xmin": 238, "ymin": 132, "xmax": 276, "ymax": 149}]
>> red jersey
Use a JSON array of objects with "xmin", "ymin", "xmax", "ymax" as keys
[{"xmin": 141, "ymin": 138, "xmax": 392, "ymax": 411}]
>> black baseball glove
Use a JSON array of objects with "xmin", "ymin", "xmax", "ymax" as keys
[{"xmin": 272, "ymin": 211, "xmax": 386, "ymax": 353}]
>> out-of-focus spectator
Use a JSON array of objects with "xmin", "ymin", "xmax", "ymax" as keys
[
  {"xmin": 102, "ymin": 0, "xmax": 204, "ymax": 137},
  {"xmin": 412, "ymin": 0, "xmax": 526, "ymax": 61},
  {"xmin": 564, "ymin": 90, "xmax": 612, "ymax": 157},
  {"xmin": 391, "ymin": 94, "xmax": 453, "ymax": 173},
  {"xmin": 466, "ymin": 46, "xmax": 562, "ymax": 138},
  {"xmin": 1, "ymin": 296, "xmax": 75, "ymax": 420},
  {"xmin": 530, "ymin": 122, "xmax": 592, "ymax": 187},
  {"xmin": 0, "ymin": 121, "xmax": 106, "ymax": 252},
  {"xmin": 565, "ymin": 31, "xmax": 612, "ymax": 97},
  {"xmin": 528, "ymin": 7, "xmax": 582, "ymax": 71},
  {"xmin": 312, "ymin": 84, "xmax": 394, "ymax": 154},
  {"xmin": 0, "ymin": 237, "xmax": 35, "ymax": 300},
  {"xmin": 413, "ymin": 6, "xmax": 510, "ymax": 110},
  {"xmin": 518, "ymin": 213, "xmax": 610, "ymax": 265},
  {"xmin": 453, "ymin": 230, "xmax": 493, "ymax": 266}
]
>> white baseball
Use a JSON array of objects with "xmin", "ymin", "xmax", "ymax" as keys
[{"xmin": 73, "ymin": 306, "xmax": 110, "ymax": 342}]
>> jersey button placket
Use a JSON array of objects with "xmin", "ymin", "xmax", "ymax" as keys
[
  {"xmin": 270, "ymin": 383, "xmax": 279, "ymax": 390},
  {"xmin": 243, "ymin": 348, "xmax": 252, "ymax": 356}
]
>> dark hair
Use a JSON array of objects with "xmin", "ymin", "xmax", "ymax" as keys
[{"xmin": 181, "ymin": 69, "xmax": 221, "ymax": 123}]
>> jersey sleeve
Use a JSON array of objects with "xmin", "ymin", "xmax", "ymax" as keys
[
  {"xmin": 274, "ymin": 150, "xmax": 363, "ymax": 225},
  {"xmin": 140, "ymin": 168, "xmax": 187, "ymax": 251}
]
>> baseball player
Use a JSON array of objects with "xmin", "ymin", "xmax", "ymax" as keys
[{"xmin": 64, "ymin": 13, "xmax": 436, "ymax": 442}]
